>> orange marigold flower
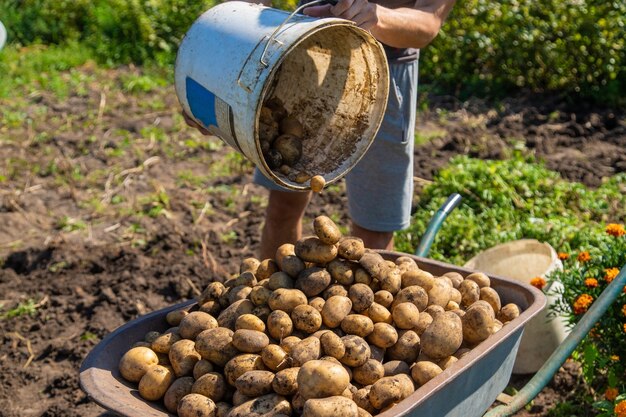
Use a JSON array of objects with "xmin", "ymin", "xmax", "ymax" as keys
[
  {"xmin": 606, "ymin": 387, "xmax": 619, "ymax": 401},
  {"xmin": 530, "ymin": 277, "xmax": 546, "ymax": 290},
  {"xmin": 584, "ymin": 278, "xmax": 598, "ymax": 288},
  {"xmin": 558, "ymin": 252, "xmax": 569, "ymax": 261},
  {"xmin": 622, "ymin": 305, "xmax": 626, "ymax": 316},
  {"xmin": 573, "ymin": 294, "xmax": 593, "ymax": 314},
  {"xmin": 577, "ymin": 251, "xmax": 591, "ymax": 262},
  {"xmin": 615, "ymin": 400, "xmax": 626, "ymax": 417},
  {"xmin": 606, "ymin": 223, "xmax": 626, "ymax": 237},
  {"xmin": 624, "ymin": 323, "xmax": 626, "ymax": 333},
  {"xmin": 605, "ymin": 268, "xmax": 620, "ymax": 283},
  {"xmin": 611, "ymin": 355, "xmax": 620, "ymax": 361}
]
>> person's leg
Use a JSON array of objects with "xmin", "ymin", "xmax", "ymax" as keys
[
  {"xmin": 259, "ymin": 189, "xmax": 311, "ymax": 260},
  {"xmin": 345, "ymin": 60, "xmax": 419, "ymax": 250}
]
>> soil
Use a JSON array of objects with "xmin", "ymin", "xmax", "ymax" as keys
[{"xmin": 0, "ymin": 66, "xmax": 624, "ymax": 417}]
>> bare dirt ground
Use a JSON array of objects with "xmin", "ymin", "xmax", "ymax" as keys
[{"xmin": 0, "ymin": 66, "xmax": 624, "ymax": 416}]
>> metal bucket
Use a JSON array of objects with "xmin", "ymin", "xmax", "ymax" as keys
[
  {"xmin": 0, "ymin": 20, "xmax": 6, "ymax": 51},
  {"xmin": 464, "ymin": 239, "xmax": 569, "ymax": 374},
  {"xmin": 174, "ymin": 1, "xmax": 389, "ymax": 190}
]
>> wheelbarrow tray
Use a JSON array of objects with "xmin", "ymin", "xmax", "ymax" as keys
[{"xmin": 80, "ymin": 252, "xmax": 546, "ymax": 417}]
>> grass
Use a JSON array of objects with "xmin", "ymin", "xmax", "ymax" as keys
[{"xmin": 1, "ymin": 299, "xmax": 39, "ymax": 319}]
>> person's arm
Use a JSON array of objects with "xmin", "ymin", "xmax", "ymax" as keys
[{"xmin": 303, "ymin": 0, "xmax": 455, "ymax": 49}]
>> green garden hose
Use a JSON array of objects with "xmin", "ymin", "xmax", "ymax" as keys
[{"xmin": 414, "ymin": 193, "xmax": 462, "ymax": 257}]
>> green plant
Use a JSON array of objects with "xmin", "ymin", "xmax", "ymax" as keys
[
  {"xmin": 548, "ymin": 224, "xmax": 626, "ymax": 411},
  {"xmin": 395, "ymin": 153, "xmax": 626, "ymax": 265},
  {"xmin": 1, "ymin": 299, "xmax": 38, "ymax": 319}
]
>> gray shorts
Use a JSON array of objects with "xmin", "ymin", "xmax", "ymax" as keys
[{"xmin": 254, "ymin": 60, "xmax": 418, "ymax": 232}]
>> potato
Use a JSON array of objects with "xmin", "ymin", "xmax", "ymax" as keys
[
  {"xmin": 235, "ymin": 370, "xmax": 275, "ymax": 396},
  {"xmin": 369, "ymin": 344, "xmax": 385, "ymax": 362},
  {"xmin": 459, "ymin": 279, "xmax": 480, "ymax": 308},
  {"xmin": 249, "ymin": 286, "xmax": 272, "ymax": 306},
  {"xmin": 217, "ymin": 299, "xmax": 255, "ymax": 330},
  {"xmin": 392, "ymin": 302, "xmax": 420, "ymax": 329},
  {"xmin": 233, "ymin": 390, "xmax": 253, "ymax": 406},
  {"xmin": 295, "ymin": 236, "xmax": 338, "ymax": 264},
  {"xmin": 169, "ymin": 339, "xmax": 201, "ymax": 377},
  {"xmin": 240, "ymin": 257, "xmax": 261, "ymax": 274},
  {"xmin": 166, "ymin": 309, "xmax": 189, "ymax": 327},
  {"xmin": 119, "ymin": 346, "xmax": 159, "ymax": 382},
  {"xmin": 365, "ymin": 302, "xmax": 392, "ymax": 324},
  {"xmin": 354, "ymin": 267, "xmax": 372, "ymax": 285},
  {"xmin": 138, "ymin": 364, "xmax": 174, "ymax": 401},
  {"xmin": 454, "ymin": 347, "xmax": 471, "ymax": 359},
  {"xmin": 268, "ymin": 288, "xmax": 308, "ymax": 313},
  {"xmin": 462, "ymin": 301, "xmax": 496, "ymax": 344},
  {"xmin": 279, "ymin": 116, "xmax": 304, "ymax": 137},
  {"xmin": 281, "ymin": 255, "xmax": 306, "ymax": 278},
  {"xmin": 358, "ymin": 407, "xmax": 374, "ymax": 417},
  {"xmin": 191, "ymin": 372, "xmax": 227, "ymax": 401},
  {"xmin": 352, "ymin": 359, "xmax": 385, "ymax": 385},
  {"xmin": 215, "ymin": 402, "xmax": 232, "ymax": 417},
  {"xmin": 367, "ymin": 322, "xmax": 398, "ymax": 348},
  {"xmin": 308, "ymin": 297, "xmax": 326, "ymax": 312},
  {"xmin": 341, "ymin": 314, "xmax": 374, "ymax": 338},
  {"xmin": 480, "ymin": 286, "xmax": 502, "ymax": 313},
  {"xmin": 302, "ymin": 396, "xmax": 359, "ymax": 417},
  {"xmin": 193, "ymin": 359, "xmax": 214, "ymax": 380},
  {"xmin": 466, "ymin": 272, "xmax": 491, "ymax": 288},
  {"xmin": 268, "ymin": 271, "xmax": 294, "ymax": 290},
  {"xmin": 441, "ymin": 271, "xmax": 463, "ymax": 288},
  {"xmin": 340, "ymin": 335, "xmax": 371, "ymax": 367},
  {"xmin": 296, "ymin": 267, "xmax": 332, "ymax": 297},
  {"xmin": 132, "ymin": 341, "xmax": 151, "ymax": 349},
  {"xmin": 323, "ymin": 284, "xmax": 348, "ymax": 299},
  {"xmin": 151, "ymin": 328, "xmax": 182, "ymax": 354},
  {"xmin": 224, "ymin": 354, "xmax": 266, "ymax": 386},
  {"xmin": 236, "ymin": 314, "xmax": 266, "ymax": 332},
  {"xmin": 228, "ymin": 393, "xmax": 292, "ymax": 417},
  {"xmin": 498, "ymin": 303, "xmax": 521, "ymax": 323},
  {"xmin": 232, "ymin": 329, "xmax": 270, "ymax": 353},
  {"xmin": 280, "ymin": 335, "xmax": 301, "ymax": 354},
  {"xmin": 374, "ymin": 290, "xmax": 393, "ymax": 308},
  {"xmin": 177, "ymin": 393, "xmax": 216, "ymax": 417},
  {"xmin": 386, "ymin": 330, "xmax": 420, "ymax": 363},
  {"xmin": 195, "ymin": 327, "xmax": 238, "ymax": 367},
  {"xmin": 348, "ymin": 283, "xmax": 375, "ymax": 313},
  {"xmin": 179, "ymin": 311, "xmax": 218, "ymax": 340},
  {"xmin": 413, "ymin": 311, "xmax": 433, "ymax": 336},
  {"xmin": 392, "ymin": 286, "xmax": 428, "ymax": 311},
  {"xmin": 379, "ymin": 267, "xmax": 402, "ymax": 295},
  {"xmin": 446, "ymin": 300, "xmax": 460, "ymax": 311},
  {"xmin": 337, "ymin": 237, "xmax": 365, "ymax": 261},
  {"xmin": 260, "ymin": 344, "xmax": 287, "ymax": 371},
  {"xmin": 253, "ymin": 305, "xmax": 272, "ymax": 323},
  {"xmin": 226, "ymin": 271, "xmax": 257, "ymax": 288},
  {"xmin": 291, "ymin": 304, "xmax": 323, "ymax": 334},
  {"xmin": 319, "ymin": 330, "xmax": 346, "ymax": 359},
  {"xmin": 164, "ymin": 376, "xmax": 194, "ymax": 412},
  {"xmin": 401, "ymin": 269, "xmax": 435, "ymax": 290},
  {"xmin": 267, "ymin": 310, "xmax": 294, "ymax": 340},
  {"xmin": 369, "ymin": 375, "xmax": 414, "ymax": 410},
  {"xmin": 427, "ymin": 279, "xmax": 452, "ymax": 308},
  {"xmin": 291, "ymin": 336, "xmax": 321, "ymax": 366},
  {"xmin": 298, "ymin": 359, "xmax": 351, "ymax": 399},
  {"xmin": 328, "ymin": 258, "xmax": 355, "ymax": 285},
  {"xmin": 199, "ymin": 300, "xmax": 221, "ymax": 316},
  {"xmin": 272, "ymin": 367, "xmax": 300, "ymax": 395},
  {"xmin": 410, "ymin": 361, "xmax": 443, "ymax": 386},
  {"xmin": 256, "ymin": 259, "xmax": 279, "ymax": 280},
  {"xmin": 353, "ymin": 386, "xmax": 376, "ymax": 414},
  {"xmin": 438, "ymin": 355, "xmax": 458, "ymax": 370},
  {"xmin": 424, "ymin": 304, "xmax": 445, "ymax": 318},
  {"xmin": 321, "ymin": 295, "xmax": 352, "ymax": 328},
  {"xmin": 314, "ymin": 215, "xmax": 342, "ymax": 245},
  {"xmin": 449, "ymin": 287, "xmax": 462, "ymax": 305},
  {"xmin": 383, "ymin": 360, "xmax": 410, "ymax": 377},
  {"xmin": 420, "ymin": 311, "xmax": 463, "ymax": 359}
]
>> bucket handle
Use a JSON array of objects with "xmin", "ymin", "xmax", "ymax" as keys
[{"xmin": 259, "ymin": 0, "xmax": 339, "ymax": 67}]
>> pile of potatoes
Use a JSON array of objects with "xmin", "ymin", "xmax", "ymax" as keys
[
  {"xmin": 119, "ymin": 215, "xmax": 522, "ymax": 417},
  {"xmin": 258, "ymin": 98, "xmax": 326, "ymax": 192}
]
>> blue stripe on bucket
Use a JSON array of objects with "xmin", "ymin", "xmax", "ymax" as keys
[{"xmin": 186, "ymin": 77, "xmax": 217, "ymax": 128}]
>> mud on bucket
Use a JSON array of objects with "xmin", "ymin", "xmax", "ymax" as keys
[{"xmin": 175, "ymin": 1, "xmax": 389, "ymax": 190}]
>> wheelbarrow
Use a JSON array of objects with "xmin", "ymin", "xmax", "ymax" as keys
[{"xmin": 79, "ymin": 193, "xmax": 626, "ymax": 417}]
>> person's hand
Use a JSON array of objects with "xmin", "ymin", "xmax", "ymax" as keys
[
  {"xmin": 182, "ymin": 110, "xmax": 211, "ymax": 135},
  {"xmin": 303, "ymin": 0, "xmax": 378, "ymax": 30}
]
